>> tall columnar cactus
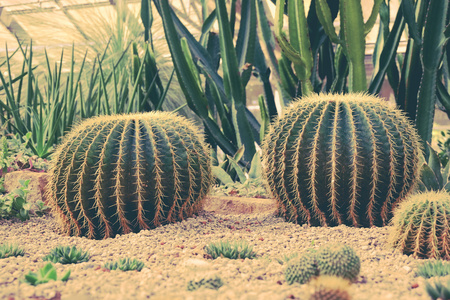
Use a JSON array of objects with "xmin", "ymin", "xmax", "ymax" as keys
[
  {"xmin": 262, "ymin": 93, "xmax": 421, "ymax": 227},
  {"xmin": 389, "ymin": 191, "xmax": 450, "ymax": 260},
  {"xmin": 46, "ymin": 112, "xmax": 212, "ymax": 239}
]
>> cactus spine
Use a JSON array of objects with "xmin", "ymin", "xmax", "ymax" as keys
[
  {"xmin": 389, "ymin": 191, "xmax": 450, "ymax": 259},
  {"xmin": 262, "ymin": 93, "xmax": 421, "ymax": 227},
  {"xmin": 46, "ymin": 112, "xmax": 212, "ymax": 239}
]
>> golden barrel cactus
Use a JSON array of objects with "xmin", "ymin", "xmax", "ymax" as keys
[
  {"xmin": 262, "ymin": 93, "xmax": 421, "ymax": 227},
  {"xmin": 46, "ymin": 112, "xmax": 212, "ymax": 239}
]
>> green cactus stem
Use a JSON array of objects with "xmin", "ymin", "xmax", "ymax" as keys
[
  {"xmin": 315, "ymin": 0, "xmax": 383, "ymax": 91},
  {"xmin": 315, "ymin": 244, "xmax": 360, "ymax": 282},
  {"xmin": 389, "ymin": 191, "xmax": 450, "ymax": 259},
  {"xmin": 262, "ymin": 93, "xmax": 421, "ymax": 227},
  {"xmin": 46, "ymin": 112, "xmax": 212, "ymax": 239}
]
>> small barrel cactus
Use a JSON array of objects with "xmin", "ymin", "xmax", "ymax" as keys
[
  {"xmin": 262, "ymin": 93, "xmax": 421, "ymax": 227},
  {"xmin": 46, "ymin": 112, "xmax": 212, "ymax": 239},
  {"xmin": 315, "ymin": 244, "xmax": 360, "ymax": 282},
  {"xmin": 285, "ymin": 252, "xmax": 318, "ymax": 284},
  {"xmin": 308, "ymin": 276, "xmax": 351, "ymax": 300},
  {"xmin": 389, "ymin": 191, "xmax": 450, "ymax": 259}
]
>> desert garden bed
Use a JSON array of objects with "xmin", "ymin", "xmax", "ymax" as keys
[{"xmin": 0, "ymin": 172, "xmax": 435, "ymax": 300}]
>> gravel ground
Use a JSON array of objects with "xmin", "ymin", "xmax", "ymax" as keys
[{"xmin": 0, "ymin": 209, "xmax": 437, "ymax": 300}]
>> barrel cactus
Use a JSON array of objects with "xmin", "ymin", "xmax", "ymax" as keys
[
  {"xmin": 285, "ymin": 251, "xmax": 318, "ymax": 285},
  {"xmin": 315, "ymin": 244, "xmax": 360, "ymax": 282},
  {"xmin": 262, "ymin": 93, "xmax": 421, "ymax": 227},
  {"xmin": 308, "ymin": 276, "xmax": 351, "ymax": 300},
  {"xmin": 389, "ymin": 191, "xmax": 450, "ymax": 259},
  {"xmin": 46, "ymin": 112, "xmax": 212, "ymax": 239}
]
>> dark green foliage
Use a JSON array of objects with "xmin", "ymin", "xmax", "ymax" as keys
[
  {"xmin": 426, "ymin": 280, "xmax": 450, "ymax": 300},
  {"xmin": 0, "ymin": 179, "xmax": 31, "ymax": 221},
  {"xmin": 416, "ymin": 260, "xmax": 450, "ymax": 279},
  {"xmin": 390, "ymin": 191, "xmax": 450, "ymax": 259},
  {"xmin": 204, "ymin": 240, "xmax": 256, "ymax": 260},
  {"xmin": 103, "ymin": 258, "xmax": 145, "ymax": 271},
  {"xmin": 315, "ymin": 244, "xmax": 360, "ymax": 282},
  {"xmin": 43, "ymin": 246, "xmax": 90, "ymax": 264},
  {"xmin": 46, "ymin": 112, "xmax": 212, "ymax": 239},
  {"xmin": 285, "ymin": 252, "xmax": 318, "ymax": 285},
  {"xmin": 262, "ymin": 93, "xmax": 421, "ymax": 227},
  {"xmin": 23, "ymin": 263, "xmax": 70, "ymax": 286},
  {"xmin": 0, "ymin": 243, "xmax": 24, "ymax": 259},
  {"xmin": 187, "ymin": 276, "xmax": 224, "ymax": 291}
]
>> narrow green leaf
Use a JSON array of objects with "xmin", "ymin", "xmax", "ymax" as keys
[
  {"xmin": 315, "ymin": 0, "xmax": 340, "ymax": 43},
  {"xmin": 227, "ymin": 155, "xmax": 247, "ymax": 183},
  {"xmin": 401, "ymin": 0, "xmax": 423, "ymax": 45},
  {"xmin": 248, "ymin": 151, "xmax": 262, "ymax": 180},
  {"xmin": 212, "ymin": 166, "xmax": 234, "ymax": 185},
  {"xmin": 427, "ymin": 143, "xmax": 444, "ymax": 188}
]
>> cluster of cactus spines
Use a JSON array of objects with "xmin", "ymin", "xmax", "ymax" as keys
[
  {"xmin": 262, "ymin": 93, "xmax": 421, "ymax": 227},
  {"xmin": 315, "ymin": 244, "xmax": 360, "ymax": 282},
  {"xmin": 308, "ymin": 276, "xmax": 352, "ymax": 300},
  {"xmin": 285, "ymin": 252, "xmax": 318, "ymax": 284},
  {"xmin": 284, "ymin": 244, "xmax": 360, "ymax": 285},
  {"xmin": 389, "ymin": 191, "xmax": 450, "ymax": 259},
  {"xmin": 46, "ymin": 112, "xmax": 213, "ymax": 239}
]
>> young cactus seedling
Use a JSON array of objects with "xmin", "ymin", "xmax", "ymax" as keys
[
  {"xmin": 103, "ymin": 258, "xmax": 145, "ymax": 271},
  {"xmin": 415, "ymin": 260, "xmax": 450, "ymax": 279},
  {"xmin": 204, "ymin": 240, "xmax": 256, "ymax": 260},
  {"xmin": 0, "ymin": 243, "xmax": 24, "ymax": 259},
  {"xmin": 23, "ymin": 262, "xmax": 70, "ymax": 286},
  {"xmin": 43, "ymin": 245, "xmax": 90, "ymax": 264}
]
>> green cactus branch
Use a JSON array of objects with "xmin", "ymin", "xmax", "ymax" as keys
[
  {"xmin": 274, "ymin": 0, "xmax": 314, "ymax": 96},
  {"xmin": 315, "ymin": 0, "xmax": 383, "ymax": 92}
]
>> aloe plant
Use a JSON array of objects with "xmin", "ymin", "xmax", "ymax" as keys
[{"xmin": 23, "ymin": 263, "xmax": 70, "ymax": 286}]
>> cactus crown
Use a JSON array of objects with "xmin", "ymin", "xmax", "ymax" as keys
[
  {"xmin": 262, "ymin": 93, "xmax": 421, "ymax": 227},
  {"xmin": 315, "ymin": 244, "xmax": 360, "ymax": 282},
  {"xmin": 46, "ymin": 112, "xmax": 212, "ymax": 239},
  {"xmin": 308, "ymin": 275, "xmax": 352, "ymax": 300},
  {"xmin": 389, "ymin": 191, "xmax": 450, "ymax": 259}
]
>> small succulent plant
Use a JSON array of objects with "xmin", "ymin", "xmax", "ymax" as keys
[
  {"xmin": 187, "ymin": 276, "xmax": 224, "ymax": 291},
  {"xmin": 308, "ymin": 275, "xmax": 351, "ymax": 300},
  {"xmin": 284, "ymin": 244, "xmax": 360, "ymax": 285},
  {"xmin": 0, "ymin": 243, "xmax": 24, "ymax": 259},
  {"xmin": 315, "ymin": 244, "xmax": 360, "ymax": 282},
  {"xmin": 389, "ymin": 190, "xmax": 450, "ymax": 259},
  {"xmin": 22, "ymin": 262, "xmax": 70, "ymax": 286},
  {"xmin": 415, "ymin": 260, "xmax": 450, "ymax": 278},
  {"xmin": 426, "ymin": 279, "xmax": 450, "ymax": 300},
  {"xmin": 204, "ymin": 240, "xmax": 256, "ymax": 259},
  {"xmin": 103, "ymin": 258, "xmax": 145, "ymax": 271},
  {"xmin": 43, "ymin": 245, "xmax": 90, "ymax": 264},
  {"xmin": 285, "ymin": 251, "xmax": 318, "ymax": 285}
]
